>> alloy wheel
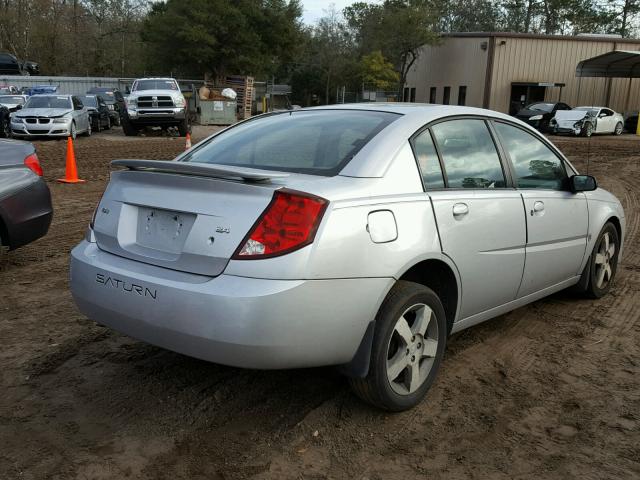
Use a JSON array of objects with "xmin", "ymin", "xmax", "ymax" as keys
[
  {"xmin": 594, "ymin": 232, "xmax": 616, "ymax": 289},
  {"xmin": 386, "ymin": 303, "xmax": 439, "ymax": 395}
]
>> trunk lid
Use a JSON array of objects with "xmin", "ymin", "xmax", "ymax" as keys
[{"xmin": 93, "ymin": 160, "xmax": 288, "ymax": 276}]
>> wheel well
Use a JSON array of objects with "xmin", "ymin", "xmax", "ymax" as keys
[
  {"xmin": 400, "ymin": 259, "xmax": 458, "ymax": 334},
  {"xmin": 607, "ymin": 216, "xmax": 622, "ymax": 242}
]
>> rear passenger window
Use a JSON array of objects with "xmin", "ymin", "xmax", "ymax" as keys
[
  {"xmin": 494, "ymin": 122, "xmax": 566, "ymax": 190},
  {"xmin": 412, "ymin": 130, "xmax": 444, "ymax": 189},
  {"xmin": 431, "ymin": 119, "xmax": 506, "ymax": 188}
]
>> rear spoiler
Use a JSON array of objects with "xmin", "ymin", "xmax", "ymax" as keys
[{"xmin": 111, "ymin": 159, "xmax": 289, "ymax": 183}]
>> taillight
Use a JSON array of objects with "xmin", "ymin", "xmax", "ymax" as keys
[
  {"xmin": 233, "ymin": 189, "xmax": 328, "ymax": 259},
  {"xmin": 24, "ymin": 153, "xmax": 43, "ymax": 176}
]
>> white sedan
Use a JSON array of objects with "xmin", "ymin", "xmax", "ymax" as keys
[{"xmin": 551, "ymin": 106, "xmax": 624, "ymax": 137}]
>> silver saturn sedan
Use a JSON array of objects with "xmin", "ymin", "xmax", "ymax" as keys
[{"xmin": 70, "ymin": 104, "xmax": 624, "ymax": 411}]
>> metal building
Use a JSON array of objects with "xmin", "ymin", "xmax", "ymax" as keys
[{"xmin": 404, "ymin": 32, "xmax": 640, "ymax": 114}]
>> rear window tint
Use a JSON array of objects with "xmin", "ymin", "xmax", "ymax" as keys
[{"xmin": 183, "ymin": 110, "xmax": 400, "ymax": 176}]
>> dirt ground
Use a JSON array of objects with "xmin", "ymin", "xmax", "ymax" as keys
[{"xmin": 1, "ymin": 126, "xmax": 639, "ymax": 480}]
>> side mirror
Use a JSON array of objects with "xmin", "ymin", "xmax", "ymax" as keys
[
  {"xmin": 569, "ymin": 174, "xmax": 597, "ymax": 192},
  {"xmin": 15, "ymin": 104, "xmax": 22, "ymax": 110},
  {"xmin": 599, "ymin": 113, "xmax": 607, "ymax": 118}
]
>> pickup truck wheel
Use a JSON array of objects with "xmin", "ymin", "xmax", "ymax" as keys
[
  {"xmin": 177, "ymin": 118, "xmax": 190, "ymax": 137},
  {"xmin": 122, "ymin": 118, "xmax": 138, "ymax": 136},
  {"xmin": 348, "ymin": 281, "xmax": 447, "ymax": 411}
]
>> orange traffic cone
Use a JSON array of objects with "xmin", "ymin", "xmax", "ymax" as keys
[
  {"xmin": 185, "ymin": 132, "xmax": 192, "ymax": 150},
  {"xmin": 57, "ymin": 136, "xmax": 86, "ymax": 184}
]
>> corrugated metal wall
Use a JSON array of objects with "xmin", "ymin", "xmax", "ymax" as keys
[
  {"xmin": 406, "ymin": 35, "xmax": 640, "ymax": 114},
  {"xmin": 489, "ymin": 37, "xmax": 640, "ymax": 113},
  {"xmin": 0, "ymin": 75, "xmax": 203, "ymax": 95},
  {"xmin": 404, "ymin": 37, "xmax": 489, "ymax": 106}
]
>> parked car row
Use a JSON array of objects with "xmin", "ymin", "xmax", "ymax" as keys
[
  {"xmin": 0, "ymin": 77, "xmax": 189, "ymax": 139},
  {"xmin": 515, "ymin": 102, "xmax": 626, "ymax": 137}
]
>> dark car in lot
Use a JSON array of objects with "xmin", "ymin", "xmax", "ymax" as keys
[
  {"xmin": 79, "ymin": 94, "xmax": 111, "ymax": 132},
  {"xmin": 0, "ymin": 139, "xmax": 52, "ymax": 251},
  {"xmin": 0, "ymin": 53, "xmax": 24, "ymax": 75},
  {"xmin": 86, "ymin": 87, "xmax": 125, "ymax": 126},
  {"xmin": 514, "ymin": 102, "xmax": 572, "ymax": 131}
]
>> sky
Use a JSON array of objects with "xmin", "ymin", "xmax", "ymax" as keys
[{"xmin": 302, "ymin": 1, "xmax": 374, "ymax": 24}]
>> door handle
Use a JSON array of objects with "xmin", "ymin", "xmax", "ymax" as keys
[
  {"xmin": 453, "ymin": 203, "xmax": 469, "ymax": 217},
  {"xmin": 530, "ymin": 201, "xmax": 545, "ymax": 216}
]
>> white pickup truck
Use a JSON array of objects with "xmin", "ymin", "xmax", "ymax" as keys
[{"xmin": 122, "ymin": 77, "xmax": 189, "ymax": 136}]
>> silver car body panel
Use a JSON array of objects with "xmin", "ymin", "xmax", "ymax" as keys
[{"xmin": 70, "ymin": 104, "xmax": 625, "ymax": 370}]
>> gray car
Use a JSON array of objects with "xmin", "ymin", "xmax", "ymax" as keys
[
  {"xmin": 11, "ymin": 94, "xmax": 91, "ymax": 139},
  {"xmin": 0, "ymin": 139, "xmax": 53, "ymax": 251},
  {"xmin": 70, "ymin": 105, "xmax": 625, "ymax": 410}
]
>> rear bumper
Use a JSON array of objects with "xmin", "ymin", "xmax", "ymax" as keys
[
  {"xmin": 0, "ymin": 178, "xmax": 53, "ymax": 249},
  {"xmin": 70, "ymin": 241, "xmax": 391, "ymax": 369}
]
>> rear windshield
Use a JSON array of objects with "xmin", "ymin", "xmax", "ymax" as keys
[
  {"xmin": 183, "ymin": 110, "xmax": 399, "ymax": 176},
  {"xmin": 24, "ymin": 95, "xmax": 71, "ymax": 109}
]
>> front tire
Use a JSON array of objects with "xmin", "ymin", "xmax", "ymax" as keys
[
  {"xmin": 70, "ymin": 122, "xmax": 77, "ymax": 140},
  {"xmin": 348, "ymin": 281, "xmax": 447, "ymax": 411},
  {"xmin": 582, "ymin": 122, "xmax": 593, "ymax": 137},
  {"xmin": 177, "ymin": 117, "xmax": 190, "ymax": 137},
  {"xmin": 583, "ymin": 222, "xmax": 620, "ymax": 298}
]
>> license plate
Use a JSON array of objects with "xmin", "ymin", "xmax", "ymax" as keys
[{"xmin": 136, "ymin": 208, "xmax": 193, "ymax": 253}]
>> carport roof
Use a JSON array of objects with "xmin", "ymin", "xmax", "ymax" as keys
[{"xmin": 576, "ymin": 50, "xmax": 640, "ymax": 77}]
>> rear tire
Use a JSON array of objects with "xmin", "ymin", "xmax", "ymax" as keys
[
  {"xmin": 348, "ymin": 281, "xmax": 447, "ymax": 411},
  {"xmin": 83, "ymin": 120, "xmax": 92, "ymax": 137},
  {"xmin": 614, "ymin": 122, "xmax": 623, "ymax": 135},
  {"xmin": 582, "ymin": 222, "xmax": 620, "ymax": 299}
]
